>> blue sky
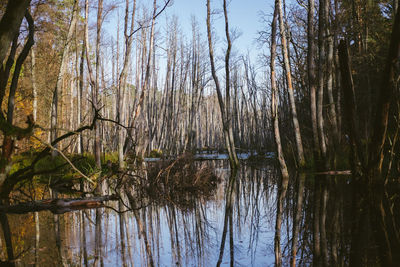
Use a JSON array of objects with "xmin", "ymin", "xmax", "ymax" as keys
[
  {"xmin": 166, "ymin": 0, "xmax": 273, "ymax": 56},
  {"xmin": 101, "ymin": 0, "xmax": 275, "ymax": 81},
  {"xmin": 102, "ymin": 0, "xmax": 274, "ymax": 56}
]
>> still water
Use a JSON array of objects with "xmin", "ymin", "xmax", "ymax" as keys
[{"xmin": 0, "ymin": 159, "xmax": 355, "ymax": 266}]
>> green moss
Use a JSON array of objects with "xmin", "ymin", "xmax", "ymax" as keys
[
  {"xmin": 148, "ymin": 149, "xmax": 163, "ymax": 158},
  {"xmin": 9, "ymin": 153, "xmax": 34, "ymax": 175},
  {"xmin": 103, "ymin": 152, "xmax": 118, "ymax": 163},
  {"xmin": 9, "ymin": 152, "xmax": 121, "ymax": 186}
]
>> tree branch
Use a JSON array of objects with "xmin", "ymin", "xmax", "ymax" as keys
[{"xmin": 31, "ymin": 135, "xmax": 96, "ymax": 185}]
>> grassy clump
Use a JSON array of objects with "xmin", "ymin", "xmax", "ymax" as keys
[
  {"xmin": 9, "ymin": 152, "xmax": 119, "ymax": 191},
  {"xmin": 145, "ymin": 152, "xmax": 220, "ymax": 209},
  {"xmin": 148, "ymin": 149, "xmax": 163, "ymax": 158}
]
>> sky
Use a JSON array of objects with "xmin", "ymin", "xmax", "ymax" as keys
[
  {"xmin": 165, "ymin": 0, "xmax": 273, "ymax": 58},
  {"xmin": 102, "ymin": 0, "xmax": 275, "ymax": 55},
  {"xmin": 101, "ymin": 0, "xmax": 275, "ymax": 82}
]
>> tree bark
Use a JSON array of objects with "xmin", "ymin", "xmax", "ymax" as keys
[
  {"xmin": 78, "ymin": 36, "xmax": 85, "ymax": 154},
  {"xmin": 206, "ymin": 0, "xmax": 239, "ymax": 169},
  {"xmin": 277, "ymin": 0, "xmax": 305, "ymax": 167},
  {"xmin": 0, "ymin": 0, "xmax": 31, "ymax": 66},
  {"xmin": 31, "ymin": 48, "xmax": 37, "ymax": 122},
  {"xmin": 50, "ymin": 0, "xmax": 78, "ymax": 157},
  {"xmin": 271, "ymin": 0, "xmax": 289, "ymax": 180},
  {"xmin": 84, "ymin": 0, "xmax": 102, "ymax": 167},
  {"xmin": 272, "ymin": 1, "xmax": 290, "ymax": 265},
  {"xmin": 94, "ymin": 0, "xmax": 103, "ymax": 168},
  {"xmin": 117, "ymin": 0, "xmax": 137, "ymax": 168},
  {"xmin": 325, "ymin": 1, "xmax": 339, "ymax": 146},
  {"xmin": 308, "ymin": 0, "xmax": 319, "ymax": 158},
  {"xmin": 124, "ymin": 0, "xmax": 159, "ymax": 154},
  {"xmin": 317, "ymin": 0, "xmax": 327, "ymax": 159},
  {"xmin": 223, "ymin": 0, "xmax": 240, "ymax": 168}
]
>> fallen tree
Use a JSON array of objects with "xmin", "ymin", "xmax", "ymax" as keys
[{"xmin": 0, "ymin": 195, "xmax": 118, "ymax": 214}]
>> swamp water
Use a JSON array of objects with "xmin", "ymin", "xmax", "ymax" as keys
[{"xmin": 0, "ymin": 158, "xmax": 356, "ymax": 266}]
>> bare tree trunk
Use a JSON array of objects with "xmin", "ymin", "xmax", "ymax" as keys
[
  {"xmin": 272, "ymin": 2, "xmax": 290, "ymax": 266},
  {"xmin": 93, "ymin": 0, "xmax": 103, "ymax": 168},
  {"xmin": 75, "ymin": 26, "xmax": 82, "ymax": 154},
  {"xmin": 317, "ymin": 0, "xmax": 327, "ymax": 159},
  {"xmin": 78, "ymin": 37, "xmax": 85, "ymax": 154},
  {"xmin": 50, "ymin": 0, "xmax": 78, "ymax": 157},
  {"xmin": 31, "ymin": 48, "xmax": 37, "ymax": 122},
  {"xmin": 84, "ymin": 0, "xmax": 102, "ymax": 167},
  {"xmin": 271, "ymin": 0, "xmax": 289, "ymax": 180},
  {"xmin": 206, "ymin": 0, "xmax": 239, "ymax": 169},
  {"xmin": 307, "ymin": 0, "xmax": 319, "ymax": 158},
  {"xmin": 325, "ymin": 1, "xmax": 339, "ymax": 146},
  {"xmin": 277, "ymin": 0, "xmax": 305, "ymax": 167},
  {"xmin": 223, "ymin": 0, "xmax": 240, "ymax": 168},
  {"xmin": 117, "ymin": 0, "xmax": 136, "ymax": 168},
  {"xmin": 125, "ymin": 0, "xmax": 159, "ymax": 154},
  {"xmin": 69, "ymin": 60, "xmax": 74, "ymax": 135},
  {"xmin": 334, "ymin": 0, "xmax": 342, "ymax": 142}
]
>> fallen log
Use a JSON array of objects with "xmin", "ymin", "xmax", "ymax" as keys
[{"xmin": 0, "ymin": 195, "xmax": 119, "ymax": 214}]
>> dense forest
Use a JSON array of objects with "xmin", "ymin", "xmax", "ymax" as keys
[{"xmin": 0, "ymin": 0, "xmax": 399, "ymax": 266}]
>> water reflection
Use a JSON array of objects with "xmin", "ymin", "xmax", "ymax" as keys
[
  {"xmin": 0, "ymin": 161, "xmax": 276, "ymax": 266},
  {"xmin": 1, "ymin": 160, "xmax": 394, "ymax": 266}
]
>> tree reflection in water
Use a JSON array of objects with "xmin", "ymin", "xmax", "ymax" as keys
[{"xmin": 0, "ymin": 159, "xmax": 397, "ymax": 266}]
